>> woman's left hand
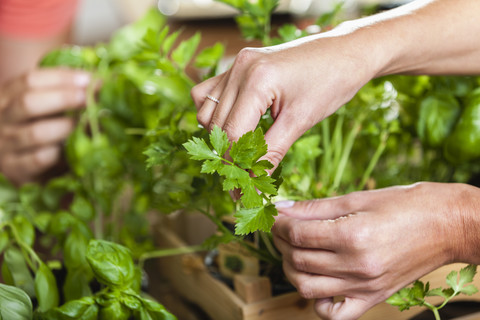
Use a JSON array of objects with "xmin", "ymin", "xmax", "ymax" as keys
[{"xmin": 272, "ymin": 182, "xmax": 480, "ymax": 320}]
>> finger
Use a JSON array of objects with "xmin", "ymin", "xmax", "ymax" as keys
[
  {"xmin": 24, "ymin": 68, "xmax": 91, "ymax": 89},
  {"xmin": 0, "ymin": 117, "xmax": 74, "ymax": 151},
  {"xmin": 0, "ymin": 145, "xmax": 61, "ymax": 184},
  {"xmin": 208, "ymin": 79, "xmax": 242, "ymax": 132},
  {"xmin": 191, "ymin": 72, "xmax": 224, "ymax": 109},
  {"xmin": 315, "ymin": 297, "xmax": 372, "ymax": 320},
  {"xmin": 262, "ymin": 111, "xmax": 309, "ymax": 172},
  {"xmin": 282, "ymin": 261, "xmax": 347, "ymax": 299},
  {"xmin": 4, "ymin": 87, "xmax": 86, "ymax": 122},
  {"xmin": 272, "ymin": 214, "xmax": 342, "ymax": 251},
  {"xmin": 273, "ymin": 235, "xmax": 345, "ymax": 276},
  {"xmin": 197, "ymin": 73, "xmax": 233, "ymax": 130},
  {"xmin": 219, "ymin": 79, "xmax": 274, "ymax": 142},
  {"xmin": 275, "ymin": 193, "xmax": 368, "ymax": 221}
]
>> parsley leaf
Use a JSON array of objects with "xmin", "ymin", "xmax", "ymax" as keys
[
  {"xmin": 234, "ymin": 204, "xmax": 277, "ymax": 235},
  {"xmin": 183, "ymin": 126, "xmax": 280, "ymax": 235},
  {"xmin": 387, "ymin": 264, "xmax": 479, "ymax": 317},
  {"xmin": 183, "ymin": 137, "xmax": 221, "ymax": 161}
]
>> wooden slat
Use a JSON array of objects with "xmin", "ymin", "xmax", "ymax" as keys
[
  {"xmin": 234, "ymin": 275, "xmax": 272, "ymax": 303},
  {"xmin": 155, "ymin": 224, "xmax": 246, "ymax": 320},
  {"xmin": 155, "ymin": 222, "xmax": 480, "ymax": 320}
]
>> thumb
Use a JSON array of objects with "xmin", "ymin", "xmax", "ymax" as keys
[
  {"xmin": 275, "ymin": 196, "xmax": 356, "ymax": 221},
  {"xmin": 315, "ymin": 297, "xmax": 372, "ymax": 320}
]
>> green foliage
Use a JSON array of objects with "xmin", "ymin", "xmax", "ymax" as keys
[
  {"xmin": 444, "ymin": 88, "xmax": 480, "ymax": 163},
  {"xmin": 86, "ymin": 240, "xmax": 136, "ymax": 288},
  {"xmin": 417, "ymin": 93, "xmax": 461, "ymax": 147},
  {"xmin": 387, "ymin": 265, "xmax": 478, "ymax": 319},
  {"xmin": 215, "ymin": 0, "xmax": 279, "ymax": 45},
  {"xmin": 0, "ymin": 283, "xmax": 33, "ymax": 320},
  {"xmin": 184, "ymin": 126, "xmax": 278, "ymax": 235},
  {"xmin": 35, "ymin": 263, "xmax": 60, "ymax": 312},
  {"xmin": 3, "ymin": 2, "xmax": 480, "ymax": 320},
  {"xmin": 34, "ymin": 240, "xmax": 177, "ymax": 320}
]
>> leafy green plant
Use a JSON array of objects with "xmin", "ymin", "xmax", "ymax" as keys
[
  {"xmin": 184, "ymin": 126, "xmax": 279, "ymax": 235},
  {"xmin": 387, "ymin": 265, "xmax": 478, "ymax": 320},
  {"xmin": 0, "ymin": 7, "xmax": 210, "ymax": 319},
  {"xmin": 1, "ymin": 1, "xmax": 479, "ymax": 319},
  {"xmin": 187, "ymin": 1, "xmax": 480, "ymax": 319}
]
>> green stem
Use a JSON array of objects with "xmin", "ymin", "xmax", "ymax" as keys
[
  {"xmin": 320, "ymin": 118, "xmax": 331, "ymax": 182},
  {"xmin": 238, "ymin": 238, "xmax": 281, "ymax": 265},
  {"xmin": 259, "ymin": 231, "xmax": 281, "ymax": 261},
  {"xmin": 138, "ymin": 245, "xmax": 205, "ymax": 270},
  {"xmin": 330, "ymin": 113, "xmax": 345, "ymax": 186},
  {"xmin": 197, "ymin": 208, "xmax": 280, "ymax": 265},
  {"xmin": 262, "ymin": 12, "xmax": 272, "ymax": 45},
  {"xmin": 86, "ymin": 77, "xmax": 101, "ymax": 139},
  {"xmin": 196, "ymin": 207, "xmax": 233, "ymax": 237},
  {"xmin": 331, "ymin": 118, "xmax": 363, "ymax": 194},
  {"xmin": 358, "ymin": 130, "xmax": 389, "ymax": 190},
  {"xmin": 125, "ymin": 128, "xmax": 148, "ymax": 135},
  {"xmin": 93, "ymin": 201, "xmax": 103, "ymax": 240},
  {"xmin": 8, "ymin": 223, "xmax": 42, "ymax": 272}
]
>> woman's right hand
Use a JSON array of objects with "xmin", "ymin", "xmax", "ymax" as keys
[
  {"xmin": 0, "ymin": 68, "xmax": 90, "ymax": 185},
  {"xmin": 191, "ymin": 28, "xmax": 378, "ymax": 170}
]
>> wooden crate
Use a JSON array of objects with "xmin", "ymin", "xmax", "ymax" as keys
[{"xmin": 154, "ymin": 223, "xmax": 480, "ymax": 320}]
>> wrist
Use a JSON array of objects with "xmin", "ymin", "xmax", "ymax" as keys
[{"xmin": 449, "ymin": 183, "xmax": 480, "ymax": 265}]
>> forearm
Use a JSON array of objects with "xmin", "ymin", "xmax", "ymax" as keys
[{"xmin": 342, "ymin": 0, "xmax": 480, "ymax": 77}]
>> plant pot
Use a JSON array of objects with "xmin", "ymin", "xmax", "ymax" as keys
[{"xmin": 153, "ymin": 216, "xmax": 480, "ymax": 320}]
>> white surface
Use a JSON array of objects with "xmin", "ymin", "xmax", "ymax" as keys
[
  {"xmin": 72, "ymin": 0, "xmax": 155, "ymax": 45},
  {"xmin": 72, "ymin": 0, "xmax": 411, "ymax": 44}
]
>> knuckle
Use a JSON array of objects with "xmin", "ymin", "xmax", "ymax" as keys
[
  {"xmin": 287, "ymin": 224, "xmax": 305, "ymax": 247},
  {"xmin": 354, "ymin": 255, "xmax": 385, "ymax": 279},
  {"xmin": 196, "ymin": 111, "xmax": 210, "ymax": 128},
  {"xmin": 341, "ymin": 191, "xmax": 362, "ymax": 212},
  {"xmin": 234, "ymin": 47, "xmax": 259, "ymax": 66},
  {"xmin": 346, "ymin": 223, "xmax": 371, "ymax": 251},
  {"xmin": 264, "ymin": 148, "xmax": 284, "ymax": 168},
  {"xmin": 290, "ymin": 250, "xmax": 307, "ymax": 271},
  {"xmin": 221, "ymin": 121, "xmax": 240, "ymax": 141},
  {"xmin": 234, "ymin": 48, "xmax": 277, "ymax": 84},
  {"xmin": 296, "ymin": 281, "xmax": 316, "ymax": 299},
  {"xmin": 190, "ymin": 85, "xmax": 203, "ymax": 107}
]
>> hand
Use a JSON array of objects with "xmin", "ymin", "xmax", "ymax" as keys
[
  {"xmin": 191, "ymin": 31, "xmax": 376, "ymax": 170},
  {"xmin": 0, "ymin": 68, "xmax": 90, "ymax": 185},
  {"xmin": 272, "ymin": 182, "xmax": 480, "ymax": 320}
]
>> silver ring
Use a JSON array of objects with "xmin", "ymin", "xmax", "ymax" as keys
[{"xmin": 206, "ymin": 94, "xmax": 220, "ymax": 104}]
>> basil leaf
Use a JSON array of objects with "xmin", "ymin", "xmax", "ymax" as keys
[
  {"xmin": 55, "ymin": 297, "xmax": 98, "ymax": 320},
  {"xmin": 0, "ymin": 283, "xmax": 33, "ymax": 320},
  {"xmin": 3, "ymin": 247, "xmax": 35, "ymax": 297},
  {"xmin": 86, "ymin": 240, "xmax": 135, "ymax": 288},
  {"xmin": 35, "ymin": 263, "xmax": 59, "ymax": 312}
]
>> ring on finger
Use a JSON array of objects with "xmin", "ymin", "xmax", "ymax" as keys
[{"xmin": 206, "ymin": 94, "xmax": 220, "ymax": 104}]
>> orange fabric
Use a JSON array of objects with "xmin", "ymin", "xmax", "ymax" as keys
[{"xmin": 0, "ymin": 0, "xmax": 79, "ymax": 39}]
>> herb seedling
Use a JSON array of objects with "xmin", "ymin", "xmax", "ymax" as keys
[
  {"xmin": 184, "ymin": 126, "xmax": 280, "ymax": 235},
  {"xmin": 387, "ymin": 265, "xmax": 478, "ymax": 320}
]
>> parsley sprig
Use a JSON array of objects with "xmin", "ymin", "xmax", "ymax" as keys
[
  {"xmin": 387, "ymin": 264, "xmax": 478, "ymax": 320},
  {"xmin": 183, "ymin": 126, "xmax": 279, "ymax": 235}
]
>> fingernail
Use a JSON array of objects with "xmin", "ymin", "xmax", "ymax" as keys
[
  {"xmin": 274, "ymin": 200, "xmax": 295, "ymax": 209},
  {"xmin": 74, "ymin": 73, "xmax": 91, "ymax": 86}
]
